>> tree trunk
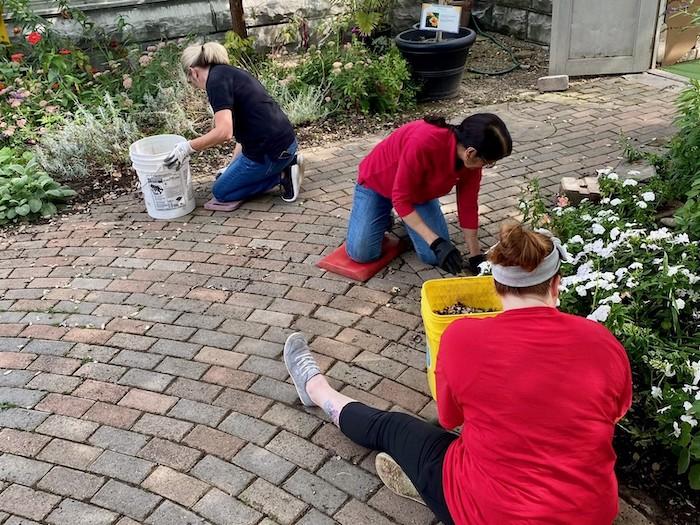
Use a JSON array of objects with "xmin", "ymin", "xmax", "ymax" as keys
[{"xmin": 229, "ymin": 0, "xmax": 248, "ymax": 38}]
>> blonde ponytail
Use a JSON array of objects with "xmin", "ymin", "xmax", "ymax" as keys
[{"xmin": 181, "ymin": 42, "xmax": 230, "ymax": 70}]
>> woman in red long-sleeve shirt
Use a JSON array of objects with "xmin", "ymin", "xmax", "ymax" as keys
[
  {"xmin": 346, "ymin": 114, "xmax": 512, "ymax": 274},
  {"xmin": 283, "ymin": 222, "xmax": 632, "ymax": 524}
]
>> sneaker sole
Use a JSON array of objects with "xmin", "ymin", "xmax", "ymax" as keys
[{"xmin": 375, "ymin": 453, "xmax": 425, "ymax": 506}]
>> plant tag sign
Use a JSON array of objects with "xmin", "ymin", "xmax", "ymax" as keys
[{"xmin": 419, "ymin": 3, "xmax": 461, "ymax": 33}]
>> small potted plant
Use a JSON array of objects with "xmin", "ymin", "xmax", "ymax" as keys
[{"xmin": 395, "ymin": 1, "xmax": 476, "ymax": 101}]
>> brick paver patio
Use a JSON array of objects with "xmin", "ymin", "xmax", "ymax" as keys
[{"xmin": 0, "ymin": 74, "xmax": 682, "ymax": 524}]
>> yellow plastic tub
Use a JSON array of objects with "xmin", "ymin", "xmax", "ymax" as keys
[{"xmin": 421, "ymin": 276, "xmax": 503, "ymax": 399}]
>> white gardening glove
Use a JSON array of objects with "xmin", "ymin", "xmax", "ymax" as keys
[{"xmin": 163, "ymin": 141, "xmax": 195, "ymax": 171}]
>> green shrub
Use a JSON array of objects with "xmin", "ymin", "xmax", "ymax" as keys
[
  {"xmin": 260, "ymin": 77, "xmax": 331, "ymax": 126},
  {"xmin": 518, "ymin": 173, "xmax": 700, "ymax": 490},
  {"xmin": 664, "ymin": 80, "xmax": 700, "ymax": 199},
  {"xmin": 0, "ymin": 147, "xmax": 75, "ymax": 224},
  {"xmin": 223, "ymin": 32, "xmax": 256, "ymax": 66},
  {"xmin": 295, "ymin": 40, "xmax": 414, "ymax": 114}
]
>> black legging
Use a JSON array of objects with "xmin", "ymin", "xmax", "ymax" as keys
[{"xmin": 339, "ymin": 402, "xmax": 457, "ymax": 525}]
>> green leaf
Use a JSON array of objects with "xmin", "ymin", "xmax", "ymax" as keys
[
  {"xmin": 691, "ymin": 436, "xmax": 700, "ymax": 459},
  {"xmin": 690, "ymin": 464, "xmax": 700, "ymax": 490},
  {"xmin": 40, "ymin": 201, "xmax": 57, "ymax": 217},
  {"xmin": 15, "ymin": 204, "xmax": 30, "ymax": 217},
  {"xmin": 28, "ymin": 198, "xmax": 42, "ymax": 213},
  {"xmin": 45, "ymin": 189, "xmax": 64, "ymax": 198},
  {"xmin": 60, "ymin": 188, "xmax": 77, "ymax": 198},
  {"xmin": 6, "ymin": 208, "xmax": 16, "ymax": 220},
  {"xmin": 678, "ymin": 447, "xmax": 691, "ymax": 474}
]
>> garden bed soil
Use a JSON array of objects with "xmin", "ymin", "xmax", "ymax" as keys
[{"xmin": 616, "ymin": 432, "xmax": 700, "ymax": 525}]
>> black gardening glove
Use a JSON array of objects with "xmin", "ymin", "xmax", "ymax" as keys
[
  {"xmin": 430, "ymin": 238, "xmax": 463, "ymax": 275},
  {"xmin": 466, "ymin": 253, "xmax": 487, "ymax": 275}
]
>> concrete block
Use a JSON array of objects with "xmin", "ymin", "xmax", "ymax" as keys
[
  {"xmin": 559, "ymin": 176, "xmax": 601, "ymax": 204},
  {"xmin": 537, "ymin": 75, "xmax": 569, "ymax": 92}
]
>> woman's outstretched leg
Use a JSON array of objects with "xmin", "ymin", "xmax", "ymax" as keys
[{"xmin": 283, "ymin": 333, "xmax": 456, "ymax": 525}]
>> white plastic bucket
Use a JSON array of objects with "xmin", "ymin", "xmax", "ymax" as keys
[{"xmin": 129, "ymin": 134, "xmax": 195, "ymax": 220}]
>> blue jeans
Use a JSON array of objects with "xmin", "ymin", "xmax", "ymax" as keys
[
  {"xmin": 345, "ymin": 183, "xmax": 449, "ymax": 265},
  {"xmin": 212, "ymin": 141, "xmax": 298, "ymax": 202}
]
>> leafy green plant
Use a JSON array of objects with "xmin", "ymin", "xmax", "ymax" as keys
[
  {"xmin": 675, "ymin": 176, "xmax": 700, "ymax": 238},
  {"xmin": 664, "ymin": 80, "xmax": 700, "ymax": 199},
  {"xmin": 333, "ymin": 0, "xmax": 397, "ymax": 36},
  {"xmin": 0, "ymin": 147, "xmax": 75, "ymax": 223},
  {"xmin": 223, "ymin": 31, "xmax": 257, "ymax": 66}
]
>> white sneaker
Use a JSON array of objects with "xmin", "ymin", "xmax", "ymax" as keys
[{"xmin": 281, "ymin": 154, "xmax": 304, "ymax": 203}]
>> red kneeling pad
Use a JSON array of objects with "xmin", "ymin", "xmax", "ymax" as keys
[{"xmin": 316, "ymin": 235, "xmax": 408, "ymax": 282}]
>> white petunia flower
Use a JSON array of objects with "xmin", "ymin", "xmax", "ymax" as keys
[
  {"xmin": 668, "ymin": 266, "xmax": 682, "ymax": 277},
  {"xmin": 587, "ymin": 304, "xmax": 611, "ymax": 322},
  {"xmin": 651, "ymin": 386, "xmax": 663, "ymax": 399},
  {"xmin": 607, "ymin": 173, "xmax": 619, "ymax": 180},
  {"xmin": 657, "ymin": 405, "xmax": 672, "ymax": 413},
  {"xmin": 637, "ymin": 201, "xmax": 648, "ymax": 209},
  {"xmin": 623, "ymin": 179, "xmax": 638, "ymax": 187},
  {"xmin": 682, "ymin": 384, "xmax": 699, "ymax": 394},
  {"xmin": 610, "ymin": 227, "xmax": 620, "ymax": 240},
  {"xmin": 591, "ymin": 223, "xmax": 605, "ymax": 235},
  {"xmin": 673, "ymin": 421, "xmax": 682, "ymax": 438},
  {"xmin": 675, "ymin": 298, "xmax": 686, "ymax": 310},
  {"xmin": 576, "ymin": 285, "xmax": 587, "ymax": 297},
  {"xmin": 610, "ymin": 198, "xmax": 622, "ymax": 206},
  {"xmin": 642, "ymin": 191, "xmax": 655, "ymax": 202},
  {"xmin": 600, "ymin": 197, "xmax": 611, "ymax": 204},
  {"xmin": 684, "ymin": 401, "xmax": 693, "ymax": 411},
  {"xmin": 569, "ymin": 235, "xmax": 584, "ymax": 244},
  {"xmin": 597, "ymin": 167, "xmax": 613, "ymax": 176},
  {"xmin": 626, "ymin": 278, "xmax": 639, "ymax": 288},
  {"xmin": 581, "ymin": 214, "xmax": 592, "ymax": 221},
  {"xmin": 674, "ymin": 233, "xmax": 690, "ymax": 244},
  {"xmin": 664, "ymin": 363, "xmax": 676, "ymax": 377},
  {"xmin": 690, "ymin": 360, "xmax": 700, "ymax": 385},
  {"xmin": 615, "ymin": 268, "xmax": 627, "ymax": 280},
  {"xmin": 629, "ymin": 262, "xmax": 643, "ymax": 270},
  {"xmin": 680, "ymin": 415, "xmax": 698, "ymax": 427}
]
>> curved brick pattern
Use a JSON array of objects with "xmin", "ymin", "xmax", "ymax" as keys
[{"xmin": 0, "ymin": 76, "xmax": 674, "ymax": 524}]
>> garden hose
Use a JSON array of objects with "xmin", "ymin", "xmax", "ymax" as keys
[{"xmin": 466, "ymin": 16, "xmax": 521, "ymax": 76}]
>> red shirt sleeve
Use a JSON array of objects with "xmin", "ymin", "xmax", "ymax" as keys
[
  {"xmin": 456, "ymin": 168, "xmax": 482, "ymax": 229},
  {"xmin": 436, "ymin": 323, "xmax": 465, "ymax": 430},
  {"xmin": 391, "ymin": 138, "xmax": 424, "ymax": 218}
]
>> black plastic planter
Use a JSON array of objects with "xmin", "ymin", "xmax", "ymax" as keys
[{"xmin": 395, "ymin": 27, "xmax": 476, "ymax": 101}]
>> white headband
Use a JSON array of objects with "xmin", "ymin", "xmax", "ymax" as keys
[{"xmin": 491, "ymin": 229, "xmax": 569, "ymax": 287}]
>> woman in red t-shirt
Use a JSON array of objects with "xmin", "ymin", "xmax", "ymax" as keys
[
  {"xmin": 283, "ymin": 222, "xmax": 632, "ymax": 525},
  {"xmin": 346, "ymin": 114, "xmax": 512, "ymax": 275}
]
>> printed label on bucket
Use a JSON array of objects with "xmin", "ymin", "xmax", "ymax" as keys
[{"xmin": 147, "ymin": 173, "xmax": 186, "ymax": 210}]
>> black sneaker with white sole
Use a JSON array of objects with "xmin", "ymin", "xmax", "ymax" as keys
[{"xmin": 280, "ymin": 154, "xmax": 304, "ymax": 202}]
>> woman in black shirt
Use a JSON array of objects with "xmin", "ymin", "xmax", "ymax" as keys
[{"xmin": 164, "ymin": 42, "xmax": 304, "ymax": 211}]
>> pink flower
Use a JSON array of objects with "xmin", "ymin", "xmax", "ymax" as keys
[
  {"xmin": 10, "ymin": 53, "xmax": 24, "ymax": 63},
  {"xmin": 122, "ymin": 76, "xmax": 133, "ymax": 89},
  {"xmin": 15, "ymin": 119, "xmax": 27, "ymax": 128},
  {"xmin": 139, "ymin": 55, "xmax": 153, "ymax": 67},
  {"xmin": 556, "ymin": 195, "xmax": 570, "ymax": 208}
]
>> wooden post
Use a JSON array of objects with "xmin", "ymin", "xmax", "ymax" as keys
[
  {"xmin": 228, "ymin": 0, "xmax": 248, "ymax": 39},
  {"xmin": 436, "ymin": 0, "xmax": 445, "ymax": 42}
]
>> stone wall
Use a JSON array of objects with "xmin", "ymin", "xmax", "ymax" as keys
[
  {"xmin": 6, "ymin": 0, "xmax": 338, "ymax": 47},
  {"xmin": 473, "ymin": 0, "xmax": 552, "ymax": 45}
]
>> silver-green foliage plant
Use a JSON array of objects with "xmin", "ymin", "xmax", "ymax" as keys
[
  {"xmin": 135, "ymin": 73, "xmax": 196, "ymax": 136},
  {"xmin": 259, "ymin": 76, "xmax": 331, "ymax": 126},
  {"xmin": 35, "ymin": 93, "xmax": 140, "ymax": 183},
  {"xmin": 0, "ymin": 147, "xmax": 76, "ymax": 224}
]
